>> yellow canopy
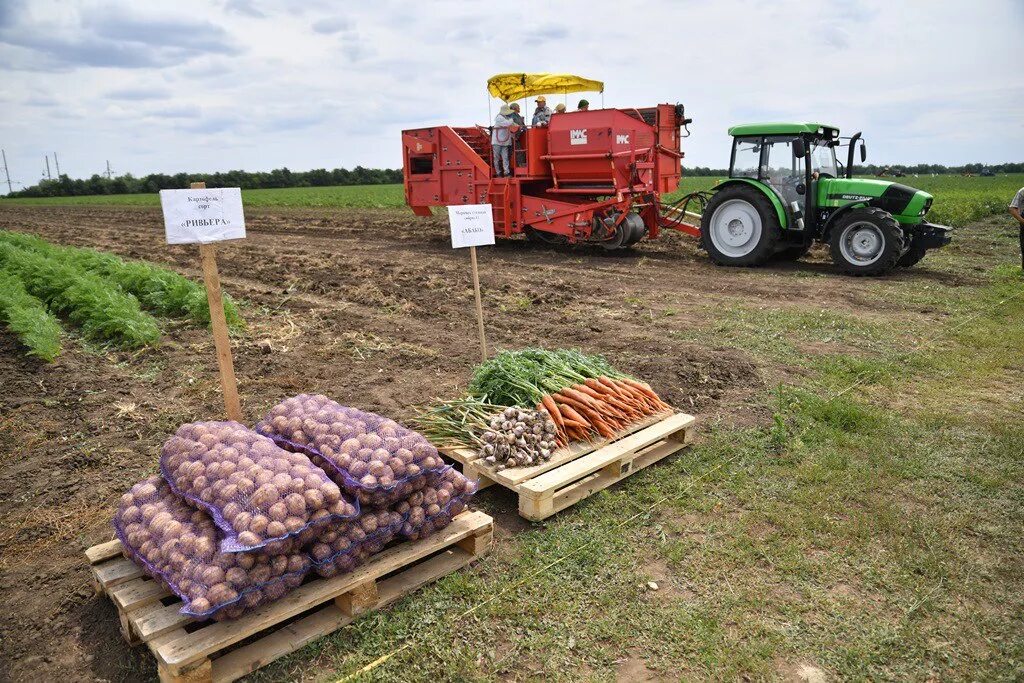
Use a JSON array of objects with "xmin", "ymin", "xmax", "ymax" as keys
[{"xmin": 487, "ymin": 73, "xmax": 603, "ymax": 102}]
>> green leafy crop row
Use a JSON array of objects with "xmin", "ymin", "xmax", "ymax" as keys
[
  {"xmin": 0, "ymin": 230, "xmax": 241, "ymax": 327},
  {"xmin": 0, "ymin": 269, "xmax": 62, "ymax": 361},
  {"xmin": 0, "ymin": 241, "xmax": 161, "ymax": 349}
]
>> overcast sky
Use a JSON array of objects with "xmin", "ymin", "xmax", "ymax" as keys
[{"xmin": 1, "ymin": 0, "xmax": 1022, "ymax": 186}]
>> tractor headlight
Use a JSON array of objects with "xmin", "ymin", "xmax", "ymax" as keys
[{"xmin": 920, "ymin": 197, "xmax": 932, "ymax": 216}]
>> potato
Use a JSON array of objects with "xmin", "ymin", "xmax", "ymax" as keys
[{"xmin": 268, "ymin": 501, "xmax": 288, "ymax": 522}]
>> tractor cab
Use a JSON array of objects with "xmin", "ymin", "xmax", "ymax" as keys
[{"xmin": 701, "ymin": 121, "xmax": 952, "ymax": 275}]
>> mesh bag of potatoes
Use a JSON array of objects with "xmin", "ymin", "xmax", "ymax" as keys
[
  {"xmin": 114, "ymin": 476, "xmax": 311, "ymax": 621},
  {"xmin": 160, "ymin": 420, "xmax": 359, "ymax": 553},
  {"xmin": 392, "ymin": 467, "xmax": 477, "ymax": 541},
  {"xmin": 306, "ymin": 508, "xmax": 405, "ymax": 578},
  {"xmin": 256, "ymin": 394, "xmax": 448, "ymax": 507}
]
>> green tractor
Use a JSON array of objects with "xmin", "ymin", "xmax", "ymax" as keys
[{"xmin": 699, "ymin": 123, "xmax": 952, "ymax": 275}]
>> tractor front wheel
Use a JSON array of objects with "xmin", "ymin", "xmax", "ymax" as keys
[
  {"xmin": 829, "ymin": 208, "xmax": 904, "ymax": 276},
  {"xmin": 896, "ymin": 242, "xmax": 928, "ymax": 268},
  {"xmin": 700, "ymin": 186, "xmax": 780, "ymax": 266}
]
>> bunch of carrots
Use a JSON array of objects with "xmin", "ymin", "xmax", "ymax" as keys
[
  {"xmin": 469, "ymin": 348, "xmax": 672, "ymax": 447},
  {"xmin": 540, "ymin": 376, "xmax": 671, "ymax": 444}
]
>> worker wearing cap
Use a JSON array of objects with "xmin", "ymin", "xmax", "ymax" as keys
[
  {"xmin": 508, "ymin": 103, "xmax": 526, "ymax": 127},
  {"xmin": 492, "ymin": 104, "xmax": 516, "ymax": 177},
  {"xmin": 554, "ymin": 103, "xmax": 567, "ymax": 114},
  {"xmin": 531, "ymin": 95, "xmax": 552, "ymax": 127},
  {"xmin": 577, "ymin": 99, "xmax": 590, "ymax": 111},
  {"xmin": 1010, "ymin": 185, "xmax": 1024, "ymax": 269}
]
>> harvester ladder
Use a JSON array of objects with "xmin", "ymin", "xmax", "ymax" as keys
[{"xmin": 487, "ymin": 180, "xmax": 513, "ymax": 238}]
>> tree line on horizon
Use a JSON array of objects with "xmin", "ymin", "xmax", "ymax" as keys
[
  {"xmin": 687, "ymin": 162, "xmax": 1024, "ymax": 177},
  {"xmin": 4, "ymin": 166, "xmax": 404, "ymax": 198},
  {"xmin": 5, "ymin": 161, "xmax": 1024, "ymax": 198}
]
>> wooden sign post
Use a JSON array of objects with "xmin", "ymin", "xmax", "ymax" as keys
[
  {"xmin": 448, "ymin": 205, "xmax": 495, "ymax": 362},
  {"xmin": 159, "ymin": 182, "xmax": 245, "ymax": 421},
  {"xmin": 469, "ymin": 245, "xmax": 487, "ymax": 361}
]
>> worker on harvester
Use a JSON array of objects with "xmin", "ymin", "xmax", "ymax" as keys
[
  {"xmin": 532, "ymin": 95, "xmax": 552, "ymax": 126},
  {"xmin": 491, "ymin": 104, "xmax": 517, "ymax": 177},
  {"xmin": 577, "ymin": 99, "xmax": 589, "ymax": 111},
  {"xmin": 554, "ymin": 103, "xmax": 567, "ymax": 114},
  {"xmin": 508, "ymin": 103, "xmax": 525, "ymax": 127}
]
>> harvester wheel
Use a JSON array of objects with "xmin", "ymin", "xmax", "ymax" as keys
[
  {"xmin": 829, "ymin": 208, "xmax": 904, "ymax": 276},
  {"xmin": 524, "ymin": 227, "xmax": 569, "ymax": 246},
  {"xmin": 700, "ymin": 185, "xmax": 780, "ymax": 266}
]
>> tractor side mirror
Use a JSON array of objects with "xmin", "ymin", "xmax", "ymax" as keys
[
  {"xmin": 792, "ymin": 138, "xmax": 806, "ymax": 157},
  {"xmin": 860, "ymin": 142, "xmax": 867, "ymax": 162},
  {"xmin": 796, "ymin": 183, "xmax": 806, "ymax": 195}
]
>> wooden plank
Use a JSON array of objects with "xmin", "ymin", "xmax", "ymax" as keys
[
  {"xmin": 159, "ymin": 656, "xmax": 212, "ymax": 683},
  {"xmin": 94, "ymin": 557, "xmax": 145, "ymax": 589},
  {"xmin": 456, "ymin": 527, "xmax": 493, "ymax": 556},
  {"xmin": 519, "ymin": 439, "xmax": 686, "ymax": 521},
  {"xmin": 209, "ymin": 605, "xmax": 352, "ymax": 683},
  {"xmin": 209, "ymin": 548, "xmax": 475, "ymax": 683},
  {"xmin": 519, "ymin": 413, "xmax": 695, "ymax": 500},
  {"xmin": 110, "ymin": 577, "xmax": 172, "ymax": 612},
  {"xmin": 155, "ymin": 511, "xmax": 491, "ymax": 671},
  {"xmin": 442, "ymin": 411, "xmax": 671, "ymax": 487},
  {"xmin": 86, "ymin": 539, "xmax": 123, "ymax": 564},
  {"xmin": 335, "ymin": 580, "xmax": 379, "ymax": 617},
  {"xmin": 135, "ymin": 602, "xmax": 193, "ymax": 641}
]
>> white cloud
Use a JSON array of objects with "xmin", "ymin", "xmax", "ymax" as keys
[{"xmin": 0, "ymin": 0, "xmax": 1021, "ymax": 184}]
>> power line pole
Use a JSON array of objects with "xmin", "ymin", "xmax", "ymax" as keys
[
  {"xmin": 105, "ymin": 160, "xmax": 112, "ymax": 179},
  {"xmin": 45, "ymin": 155, "xmax": 51, "ymax": 180},
  {"xmin": 1, "ymin": 149, "xmax": 12, "ymax": 194},
  {"xmin": 53, "ymin": 152, "xmax": 61, "ymax": 177}
]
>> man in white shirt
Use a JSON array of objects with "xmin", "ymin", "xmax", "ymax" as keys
[{"xmin": 1009, "ymin": 186, "xmax": 1024, "ymax": 270}]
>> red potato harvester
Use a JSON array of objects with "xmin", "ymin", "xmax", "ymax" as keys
[{"xmin": 402, "ymin": 73, "xmax": 701, "ymax": 249}]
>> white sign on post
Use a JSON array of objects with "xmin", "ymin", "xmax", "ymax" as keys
[
  {"xmin": 160, "ymin": 187, "xmax": 246, "ymax": 245},
  {"xmin": 448, "ymin": 204, "xmax": 496, "ymax": 248},
  {"xmin": 447, "ymin": 204, "xmax": 494, "ymax": 362}
]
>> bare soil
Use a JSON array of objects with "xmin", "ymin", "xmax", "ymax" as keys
[{"xmin": 0, "ymin": 205, "xmax": 980, "ymax": 682}]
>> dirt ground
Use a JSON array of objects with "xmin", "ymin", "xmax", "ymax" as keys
[{"xmin": 0, "ymin": 205, "xmax": 993, "ymax": 682}]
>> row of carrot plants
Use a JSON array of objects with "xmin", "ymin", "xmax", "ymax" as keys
[{"xmin": 0, "ymin": 231, "xmax": 243, "ymax": 360}]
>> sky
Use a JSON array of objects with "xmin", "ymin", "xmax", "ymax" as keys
[{"xmin": 1, "ymin": 0, "xmax": 1022, "ymax": 187}]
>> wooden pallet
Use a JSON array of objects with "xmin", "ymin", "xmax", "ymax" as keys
[
  {"xmin": 87, "ymin": 510, "xmax": 493, "ymax": 683},
  {"xmin": 441, "ymin": 412, "xmax": 696, "ymax": 521}
]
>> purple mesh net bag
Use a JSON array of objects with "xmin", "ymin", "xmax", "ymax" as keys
[
  {"xmin": 255, "ymin": 395, "xmax": 448, "ymax": 507},
  {"xmin": 113, "ymin": 476, "xmax": 310, "ymax": 621},
  {"xmin": 306, "ymin": 509, "xmax": 405, "ymax": 578},
  {"xmin": 160, "ymin": 420, "xmax": 358, "ymax": 553},
  {"xmin": 392, "ymin": 467, "xmax": 477, "ymax": 541}
]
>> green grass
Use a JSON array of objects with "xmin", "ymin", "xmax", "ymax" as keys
[
  {"xmin": 0, "ymin": 178, "xmax": 723, "ymax": 210},
  {"xmin": 0, "ymin": 184, "xmax": 408, "ymax": 209},
  {"xmin": 891, "ymin": 173, "xmax": 1024, "ymax": 227},
  {"xmin": 0, "ymin": 230, "xmax": 242, "ymax": 327},
  {"xmin": 4, "ymin": 173, "xmax": 1016, "ymax": 229},
  {"xmin": 242, "ymin": 261, "xmax": 1024, "ymax": 682},
  {"xmin": 0, "ymin": 269, "xmax": 62, "ymax": 361},
  {"xmin": 0, "ymin": 242, "xmax": 161, "ymax": 348}
]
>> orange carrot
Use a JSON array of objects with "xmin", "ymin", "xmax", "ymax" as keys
[
  {"xmin": 619, "ymin": 377, "xmax": 662, "ymax": 402},
  {"xmin": 540, "ymin": 395, "xmax": 565, "ymax": 430},
  {"xmin": 557, "ymin": 403, "xmax": 590, "ymax": 427},
  {"xmin": 561, "ymin": 387, "xmax": 603, "ymax": 409}
]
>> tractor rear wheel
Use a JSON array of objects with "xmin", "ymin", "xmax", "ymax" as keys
[
  {"xmin": 829, "ymin": 208, "xmax": 904, "ymax": 276},
  {"xmin": 700, "ymin": 185, "xmax": 780, "ymax": 266}
]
